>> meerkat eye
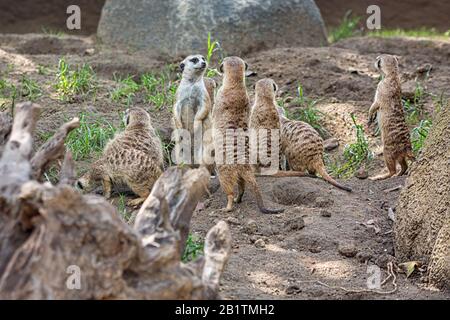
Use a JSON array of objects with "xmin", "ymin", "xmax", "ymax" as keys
[
  {"xmin": 191, "ymin": 58, "xmax": 199, "ymax": 64},
  {"xmin": 76, "ymin": 181, "xmax": 84, "ymax": 190}
]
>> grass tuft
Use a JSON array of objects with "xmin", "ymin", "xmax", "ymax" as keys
[
  {"xmin": 182, "ymin": 233, "xmax": 204, "ymax": 262},
  {"xmin": 65, "ymin": 113, "xmax": 117, "ymax": 160},
  {"xmin": 329, "ymin": 114, "xmax": 373, "ymax": 178},
  {"xmin": 55, "ymin": 58, "xmax": 97, "ymax": 101},
  {"xmin": 328, "ymin": 10, "xmax": 362, "ymax": 43}
]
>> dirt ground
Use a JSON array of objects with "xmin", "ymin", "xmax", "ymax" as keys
[{"xmin": 0, "ymin": 33, "xmax": 449, "ymax": 299}]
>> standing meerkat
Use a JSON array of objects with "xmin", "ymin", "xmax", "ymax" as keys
[
  {"xmin": 368, "ymin": 54, "xmax": 414, "ymax": 180},
  {"xmin": 213, "ymin": 56, "xmax": 283, "ymax": 214},
  {"xmin": 276, "ymin": 106, "xmax": 352, "ymax": 192},
  {"xmin": 77, "ymin": 107, "xmax": 164, "ymax": 206},
  {"xmin": 173, "ymin": 54, "xmax": 213, "ymax": 168},
  {"xmin": 249, "ymin": 78, "xmax": 315, "ymax": 178}
]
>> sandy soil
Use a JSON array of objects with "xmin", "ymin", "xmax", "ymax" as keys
[{"xmin": 0, "ymin": 33, "xmax": 449, "ymax": 299}]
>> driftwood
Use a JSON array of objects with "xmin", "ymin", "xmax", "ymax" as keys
[{"xmin": 0, "ymin": 102, "xmax": 231, "ymax": 299}]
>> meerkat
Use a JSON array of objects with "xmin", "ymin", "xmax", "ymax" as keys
[
  {"xmin": 77, "ymin": 107, "xmax": 164, "ymax": 206},
  {"xmin": 173, "ymin": 54, "xmax": 213, "ymax": 169},
  {"xmin": 204, "ymin": 77, "xmax": 217, "ymax": 106},
  {"xmin": 368, "ymin": 54, "xmax": 414, "ymax": 180},
  {"xmin": 212, "ymin": 56, "xmax": 283, "ymax": 214},
  {"xmin": 249, "ymin": 78, "xmax": 315, "ymax": 178},
  {"xmin": 276, "ymin": 106, "xmax": 352, "ymax": 192}
]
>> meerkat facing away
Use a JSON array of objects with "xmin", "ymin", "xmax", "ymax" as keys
[
  {"xmin": 213, "ymin": 57, "xmax": 283, "ymax": 214},
  {"xmin": 368, "ymin": 54, "xmax": 414, "ymax": 180},
  {"xmin": 172, "ymin": 54, "xmax": 213, "ymax": 169},
  {"xmin": 276, "ymin": 106, "xmax": 352, "ymax": 192},
  {"xmin": 249, "ymin": 78, "xmax": 315, "ymax": 178},
  {"xmin": 77, "ymin": 107, "xmax": 164, "ymax": 206}
]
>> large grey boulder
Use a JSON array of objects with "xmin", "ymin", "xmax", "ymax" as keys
[{"xmin": 97, "ymin": 0, "xmax": 327, "ymax": 56}]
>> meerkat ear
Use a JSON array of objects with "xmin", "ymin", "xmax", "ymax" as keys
[
  {"xmin": 219, "ymin": 62, "xmax": 224, "ymax": 74},
  {"xmin": 179, "ymin": 62, "xmax": 185, "ymax": 72}
]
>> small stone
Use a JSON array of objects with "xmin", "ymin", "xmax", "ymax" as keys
[
  {"xmin": 309, "ymin": 246, "xmax": 322, "ymax": 253},
  {"xmin": 338, "ymin": 241, "xmax": 358, "ymax": 258},
  {"xmin": 254, "ymin": 239, "xmax": 266, "ymax": 248},
  {"xmin": 315, "ymin": 197, "xmax": 332, "ymax": 208},
  {"xmin": 243, "ymin": 219, "xmax": 258, "ymax": 234},
  {"xmin": 285, "ymin": 285, "xmax": 301, "ymax": 295},
  {"xmin": 249, "ymin": 235, "xmax": 258, "ymax": 243},
  {"xmin": 355, "ymin": 166, "xmax": 369, "ymax": 179},
  {"xmin": 284, "ymin": 217, "xmax": 305, "ymax": 231},
  {"xmin": 226, "ymin": 217, "xmax": 239, "ymax": 225},
  {"xmin": 324, "ymin": 138, "xmax": 339, "ymax": 151},
  {"xmin": 84, "ymin": 48, "xmax": 95, "ymax": 55},
  {"xmin": 320, "ymin": 210, "xmax": 332, "ymax": 217},
  {"xmin": 356, "ymin": 251, "xmax": 372, "ymax": 263}
]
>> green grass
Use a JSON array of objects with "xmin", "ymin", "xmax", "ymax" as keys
[
  {"xmin": 0, "ymin": 77, "xmax": 17, "ymax": 111},
  {"xmin": 285, "ymin": 85, "xmax": 328, "ymax": 138},
  {"xmin": 20, "ymin": 76, "xmax": 42, "ymax": 101},
  {"xmin": 65, "ymin": 113, "xmax": 117, "ymax": 160},
  {"xmin": 41, "ymin": 27, "xmax": 66, "ymax": 37},
  {"xmin": 117, "ymin": 194, "xmax": 132, "ymax": 222},
  {"xmin": 402, "ymin": 81, "xmax": 427, "ymax": 125},
  {"xmin": 411, "ymin": 119, "xmax": 432, "ymax": 156},
  {"xmin": 205, "ymin": 32, "xmax": 223, "ymax": 77},
  {"xmin": 329, "ymin": 114, "xmax": 373, "ymax": 178},
  {"xmin": 182, "ymin": 233, "xmax": 204, "ymax": 262},
  {"xmin": 55, "ymin": 58, "xmax": 97, "ymax": 101},
  {"xmin": 368, "ymin": 27, "xmax": 450, "ymax": 39},
  {"xmin": 328, "ymin": 10, "xmax": 362, "ymax": 43},
  {"xmin": 141, "ymin": 70, "xmax": 177, "ymax": 110},
  {"xmin": 110, "ymin": 74, "xmax": 140, "ymax": 106}
]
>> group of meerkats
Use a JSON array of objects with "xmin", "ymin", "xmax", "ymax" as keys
[{"xmin": 78, "ymin": 54, "xmax": 414, "ymax": 214}]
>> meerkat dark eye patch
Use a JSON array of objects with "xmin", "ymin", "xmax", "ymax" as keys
[
  {"xmin": 191, "ymin": 58, "xmax": 199, "ymax": 64},
  {"xmin": 377, "ymin": 59, "xmax": 381, "ymax": 69},
  {"xmin": 244, "ymin": 62, "xmax": 249, "ymax": 71},
  {"xmin": 272, "ymin": 83, "xmax": 277, "ymax": 92},
  {"xmin": 76, "ymin": 181, "xmax": 84, "ymax": 190},
  {"xmin": 219, "ymin": 63, "xmax": 224, "ymax": 73},
  {"xmin": 179, "ymin": 62, "xmax": 185, "ymax": 72}
]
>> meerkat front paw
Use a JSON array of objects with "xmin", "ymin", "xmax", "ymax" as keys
[{"xmin": 127, "ymin": 197, "xmax": 146, "ymax": 208}]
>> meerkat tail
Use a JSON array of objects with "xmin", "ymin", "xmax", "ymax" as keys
[
  {"xmin": 316, "ymin": 165, "xmax": 352, "ymax": 192},
  {"xmin": 256, "ymin": 171, "xmax": 316, "ymax": 178},
  {"xmin": 242, "ymin": 171, "xmax": 284, "ymax": 214}
]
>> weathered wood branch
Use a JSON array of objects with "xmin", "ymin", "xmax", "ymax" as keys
[
  {"xmin": 0, "ymin": 102, "xmax": 231, "ymax": 299},
  {"xmin": 31, "ymin": 117, "xmax": 79, "ymax": 181}
]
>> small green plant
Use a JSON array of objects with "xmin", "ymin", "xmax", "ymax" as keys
[
  {"xmin": 205, "ymin": 33, "xmax": 222, "ymax": 77},
  {"xmin": 20, "ymin": 76, "xmax": 42, "ymax": 101},
  {"xmin": 182, "ymin": 233, "xmax": 204, "ymax": 262},
  {"xmin": 55, "ymin": 58, "xmax": 97, "ymax": 100},
  {"xmin": 117, "ymin": 194, "xmax": 132, "ymax": 222},
  {"xmin": 328, "ymin": 10, "xmax": 361, "ymax": 43},
  {"xmin": 0, "ymin": 77, "xmax": 17, "ymax": 111},
  {"xmin": 66, "ymin": 113, "xmax": 117, "ymax": 160},
  {"xmin": 41, "ymin": 27, "xmax": 66, "ymax": 37},
  {"xmin": 141, "ymin": 70, "xmax": 177, "ymax": 110},
  {"xmin": 110, "ymin": 74, "xmax": 140, "ymax": 106},
  {"xmin": 411, "ymin": 119, "xmax": 432, "ymax": 155},
  {"xmin": 289, "ymin": 85, "xmax": 327, "ymax": 137},
  {"xmin": 402, "ymin": 82, "xmax": 426, "ymax": 124},
  {"xmin": 330, "ymin": 114, "xmax": 373, "ymax": 178}
]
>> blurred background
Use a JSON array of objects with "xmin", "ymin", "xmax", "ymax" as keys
[{"xmin": 1, "ymin": 0, "xmax": 449, "ymax": 35}]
